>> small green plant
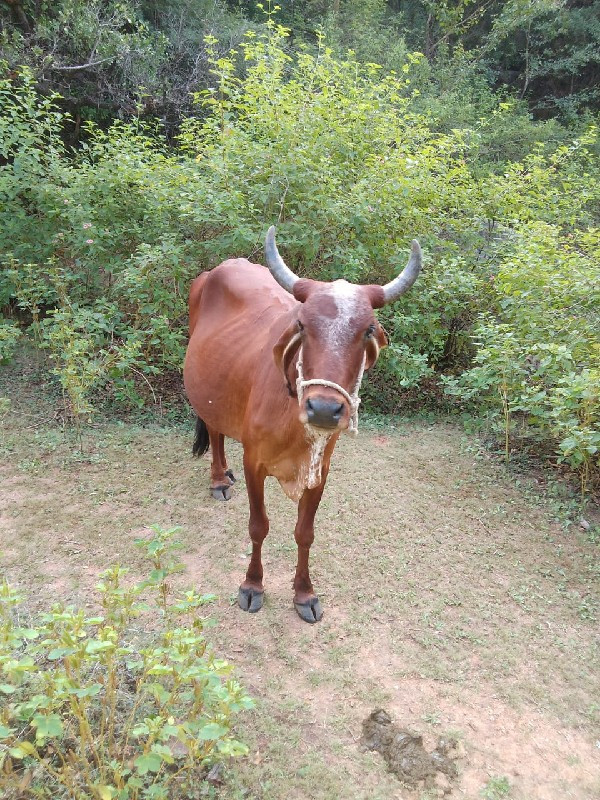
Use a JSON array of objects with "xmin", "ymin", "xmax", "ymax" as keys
[
  {"xmin": 41, "ymin": 303, "xmax": 145, "ymax": 427},
  {"xmin": 0, "ymin": 320, "xmax": 21, "ymax": 365},
  {"xmin": 0, "ymin": 525, "xmax": 253, "ymax": 799},
  {"xmin": 481, "ymin": 775, "xmax": 511, "ymax": 799},
  {"xmin": 420, "ymin": 711, "xmax": 441, "ymax": 726}
]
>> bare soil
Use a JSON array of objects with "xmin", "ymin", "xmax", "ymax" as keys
[{"xmin": 1, "ymin": 362, "xmax": 599, "ymax": 800}]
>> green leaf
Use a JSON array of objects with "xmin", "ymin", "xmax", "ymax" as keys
[
  {"xmin": 70, "ymin": 683, "xmax": 103, "ymax": 698},
  {"xmin": 85, "ymin": 640, "xmax": 114, "ymax": 654},
  {"xmin": 0, "ymin": 723, "xmax": 14, "ymax": 738},
  {"xmin": 131, "ymin": 722, "xmax": 150, "ymax": 737},
  {"xmin": 15, "ymin": 628, "xmax": 39, "ymax": 640},
  {"xmin": 0, "ymin": 684, "xmax": 16, "ymax": 694},
  {"xmin": 134, "ymin": 751, "xmax": 162, "ymax": 775},
  {"xmin": 48, "ymin": 647, "xmax": 76, "ymax": 660},
  {"xmin": 94, "ymin": 785, "xmax": 116, "ymax": 800},
  {"xmin": 151, "ymin": 743, "xmax": 174, "ymax": 764},
  {"xmin": 146, "ymin": 682, "xmax": 170, "ymax": 704},
  {"xmin": 147, "ymin": 665, "xmax": 173, "ymax": 675},
  {"xmin": 196, "ymin": 722, "xmax": 229, "ymax": 741},
  {"xmin": 9, "ymin": 740, "xmax": 37, "ymax": 758},
  {"xmin": 32, "ymin": 713, "xmax": 63, "ymax": 739}
]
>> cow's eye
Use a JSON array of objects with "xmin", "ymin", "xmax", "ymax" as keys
[
  {"xmin": 297, "ymin": 320, "xmax": 304, "ymax": 331},
  {"xmin": 365, "ymin": 323, "xmax": 376, "ymax": 338}
]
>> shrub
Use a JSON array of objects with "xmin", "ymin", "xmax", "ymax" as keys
[
  {"xmin": 0, "ymin": 320, "xmax": 20, "ymax": 364},
  {"xmin": 444, "ymin": 224, "xmax": 600, "ymax": 494},
  {"xmin": 0, "ymin": 525, "xmax": 253, "ymax": 799}
]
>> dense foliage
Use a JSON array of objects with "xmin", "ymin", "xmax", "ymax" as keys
[
  {"xmin": 0, "ymin": 11, "xmax": 598, "ymax": 493},
  {"xmin": 0, "ymin": 526, "xmax": 253, "ymax": 799},
  {"xmin": 1, "ymin": 0, "xmax": 598, "ymax": 129}
]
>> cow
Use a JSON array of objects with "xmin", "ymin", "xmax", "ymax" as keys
[{"xmin": 183, "ymin": 226, "xmax": 421, "ymax": 623}]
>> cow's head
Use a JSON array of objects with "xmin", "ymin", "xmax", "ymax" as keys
[{"xmin": 268, "ymin": 226, "xmax": 422, "ymax": 432}]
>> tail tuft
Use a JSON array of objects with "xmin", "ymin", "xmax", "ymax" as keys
[{"xmin": 192, "ymin": 416, "xmax": 210, "ymax": 457}]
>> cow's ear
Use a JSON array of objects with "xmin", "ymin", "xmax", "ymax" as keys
[
  {"xmin": 366, "ymin": 285, "xmax": 385, "ymax": 309},
  {"xmin": 365, "ymin": 321, "xmax": 388, "ymax": 371},
  {"xmin": 273, "ymin": 321, "xmax": 303, "ymax": 396}
]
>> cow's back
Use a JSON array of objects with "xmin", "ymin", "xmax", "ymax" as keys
[{"xmin": 183, "ymin": 259, "xmax": 297, "ymax": 442}]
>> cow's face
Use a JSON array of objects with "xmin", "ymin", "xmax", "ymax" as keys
[
  {"xmin": 266, "ymin": 226, "xmax": 421, "ymax": 431},
  {"xmin": 274, "ymin": 279, "xmax": 388, "ymax": 431}
]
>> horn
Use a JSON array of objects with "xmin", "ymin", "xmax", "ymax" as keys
[
  {"xmin": 382, "ymin": 240, "xmax": 422, "ymax": 304},
  {"xmin": 265, "ymin": 226, "xmax": 300, "ymax": 294}
]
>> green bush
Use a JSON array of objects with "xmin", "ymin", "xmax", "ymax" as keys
[
  {"xmin": 444, "ymin": 224, "xmax": 600, "ymax": 493},
  {"xmin": 0, "ymin": 525, "xmax": 253, "ymax": 800},
  {"xmin": 0, "ymin": 319, "xmax": 20, "ymax": 364},
  {"xmin": 0, "ymin": 22, "xmax": 598, "ymax": 491}
]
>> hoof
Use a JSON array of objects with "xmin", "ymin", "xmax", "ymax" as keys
[
  {"xmin": 294, "ymin": 597, "xmax": 323, "ymax": 624},
  {"xmin": 238, "ymin": 586, "xmax": 264, "ymax": 613},
  {"xmin": 225, "ymin": 469, "xmax": 236, "ymax": 485},
  {"xmin": 210, "ymin": 484, "xmax": 233, "ymax": 501}
]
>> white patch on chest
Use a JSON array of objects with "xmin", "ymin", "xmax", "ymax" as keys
[
  {"xmin": 277, "ymin": 427, "xmax": 333, "ymax": 503},
  {"xmin": 306, "ymin": 428, "xmax": 331, "ymax": 488},
  {"xmin": 323, "ymin": 280, "xmax": 360, "ymax": 349}
]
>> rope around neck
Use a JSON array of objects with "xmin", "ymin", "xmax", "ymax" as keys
[{"xmin": 295, "ymin": 344, "xmax": 366, "ymax": 435}]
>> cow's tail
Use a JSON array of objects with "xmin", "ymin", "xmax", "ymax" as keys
[{"xmin": 192, "ymin": 416, "xmax": 210, "ymax": 457}]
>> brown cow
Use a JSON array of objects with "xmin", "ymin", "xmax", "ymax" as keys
[{"xmin": 183, "ymin": 227, "xmax": 421, "ymax": 623}]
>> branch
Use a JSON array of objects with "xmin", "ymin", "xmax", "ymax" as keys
[
  {"xmin": 1, "ymin": 0, "xmax": 32, "ymax": 32},
  {"xmin": 52, "ymin": 56, "xmax": 116, "ymax": 72}
]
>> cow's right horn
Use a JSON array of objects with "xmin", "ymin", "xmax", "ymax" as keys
[{"xmin": 265, "ymin": 226, "xmax": 300, "ymax": 294}]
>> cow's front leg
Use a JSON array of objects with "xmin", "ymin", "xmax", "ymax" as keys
[
  {"xmin": 293, "ymin": 479, "xmax": 327, "ymax": 624},
  {"xmin": 238, "ymin": 455, "xmax": 268, "ymax": 613}
]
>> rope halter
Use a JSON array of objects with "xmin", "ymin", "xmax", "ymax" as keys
[{"xmin": 283, "ymin": 332, "xmax": 367, "ymax": 435}]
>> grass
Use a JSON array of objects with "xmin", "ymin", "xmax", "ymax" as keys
[
  {"xmin": 1, "ymin": 350, "xmax": 599, "ymax": 799},
  {"xmin": 481, "ymin": 776, "xmax": 511, "ymax": 799}
]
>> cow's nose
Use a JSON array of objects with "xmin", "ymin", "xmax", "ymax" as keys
[{"xmin": 305, "ymin": 396, "xmax": 344, "ymax": 429}]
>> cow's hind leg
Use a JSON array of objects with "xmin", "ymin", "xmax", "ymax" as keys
[
  {"xmin": 192, "ymin": 417, "xmax": 235, "ymax": 500},
  {"xmin": 218, "ymin": 432, "xmax": 236, "ymax": 486},
  {"xmin": 293, "ymin": 481, "xmax": 327, "ymax": 623},
  {"xmin": 208, "ymin": 429, "xmax": 235, "ymax": 501},
  {"xmin": 238, "ymin": 455, "xmax": 268, "ymax": 613}
]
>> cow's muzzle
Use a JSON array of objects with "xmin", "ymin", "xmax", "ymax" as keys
[
  {"xmin": 300, "ymin": 395, "xmax": 346, "ymax": 430},
  {"xmin": 294, "ymin": 345, "xmax": 365, "ymax": 435}
]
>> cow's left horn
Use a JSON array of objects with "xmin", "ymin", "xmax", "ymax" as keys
[
  {"xmin": 382, "ymin": 240, "xmax": 422, "ymax": 304},
  {"xmin": 265, "ymin": 226, "xmax": 300, "ymax": 294}
]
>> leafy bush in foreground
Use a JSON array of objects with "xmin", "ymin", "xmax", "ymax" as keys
[{"xmin": 0, "ymin": 526, "xmax": 253, "ymax": 799}]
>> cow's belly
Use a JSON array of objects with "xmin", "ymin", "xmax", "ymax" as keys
[{"xmin": 183, "ymin": 329, "xmax": 255, "ymax": 442}]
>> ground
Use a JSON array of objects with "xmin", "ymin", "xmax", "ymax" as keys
[{"xmin": 1, "ymin": 357, "xmax": 599, "ymax": 800}]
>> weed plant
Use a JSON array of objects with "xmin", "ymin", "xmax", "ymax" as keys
[{"xmin": 0, "ymin": 525, "xmax": 253, "ymax": 799}]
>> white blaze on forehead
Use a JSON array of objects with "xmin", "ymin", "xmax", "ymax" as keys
[{"xmin": 324, "ymin": 279, "xmax": 361, "ymax": 348}]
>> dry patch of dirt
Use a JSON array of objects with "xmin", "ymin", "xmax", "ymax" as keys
[{"xmin": 1, "ymin": 391, "xmax": 599, "ymax": 799}]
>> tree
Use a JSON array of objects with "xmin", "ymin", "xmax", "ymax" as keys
[{"xmin": 0, "ymin": 0, "xmax": 251, "ymax": 135}]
